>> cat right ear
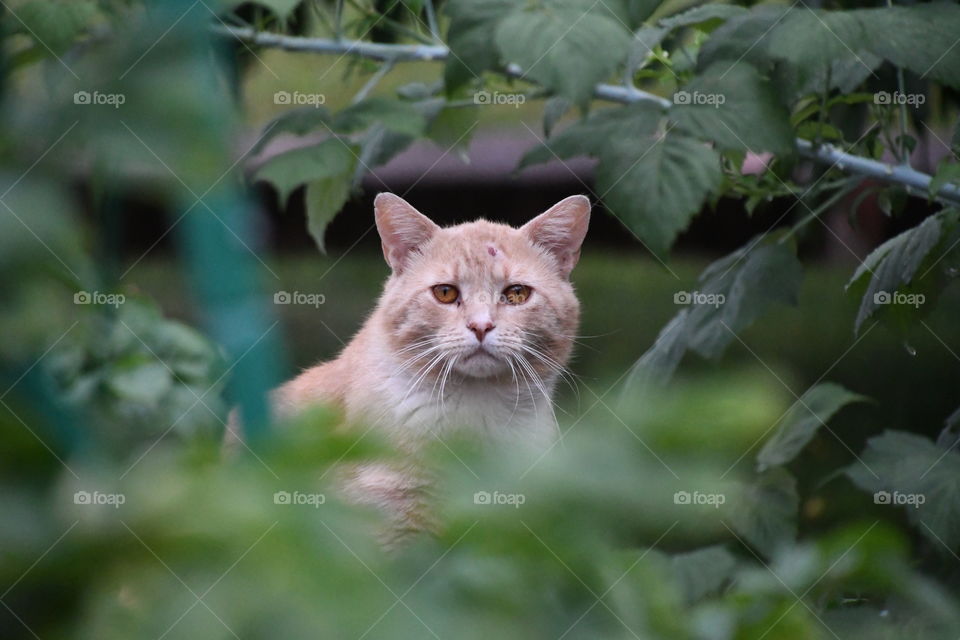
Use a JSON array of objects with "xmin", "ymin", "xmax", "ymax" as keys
[{"xmin": 374, "ymin": 193, "xmax": 440, "ymax": 273}]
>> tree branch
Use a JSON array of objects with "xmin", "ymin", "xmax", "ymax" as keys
[{"xmin": 213, "ymin": 25, "xmax": 960, "ymax": 206}]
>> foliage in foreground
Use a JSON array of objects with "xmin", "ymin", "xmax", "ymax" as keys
[{"xmin": 4, "ymin": 371, "xmax": 960, "ymax": 640}]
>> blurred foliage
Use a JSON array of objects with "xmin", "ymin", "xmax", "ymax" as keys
[{"xmin": 2, "ymin": 0, "xmax": 960, "ymax": 639}]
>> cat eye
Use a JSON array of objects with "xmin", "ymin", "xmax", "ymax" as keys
[
  {"xmin": 432, "ymin": 284, "xmax": 459, "ymax": 304},
  {"xmin": 502, "ymin": 284, "xmax": 532, "ymax": 305}
]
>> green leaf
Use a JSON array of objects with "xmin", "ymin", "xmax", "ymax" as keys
[
  {"xmin": 598, "ymin": 131, "xmax": 721, "ymax": 257},
  {"xmin": 332, "ymin": 98, "xmax": 428, "ymax": 137},
  {"xmin": 494, "ymin": 3, "xmax": 631, "ymax": 106},
  {"xmin": 757, "ymin": 383, "xmax": 868, "ymax": 470},
  {"xmin": 769, "ymin": 8, "xmax": 867, "ymax": 75},
  {"xmin": 521, "ymin": 102, "xmax": 665, "ymax": 167},
  {"xmin": 847, "ymin": 430, "xmax": 960, "ymax": 551},
  {"xmin": 697, "ymin": 6, "xmax": 790, "ymax": 71},
  {"xmin": 670, "ymin": 545, "xmax": 737, "ymax": 603},
  {"xmin": 15, "ymin": 0, "xmax": 99, "ymax": 54},
  {"xmin": 443, "ymin": 0, "xmax": 515, "ymax": 91},
  {"xmin": 686, "ymin": 238, "xmax": 803, "ymax": 359},
  {"xmin": 251, "ymin": 107, "xmax": 332, "ymax": 156},
  {"xmin": 107, "ymin": 360, "xmax": 172, "ymax": 407},
  {"xmin": 671, "ymin": 62, "xmax": 794, "ymax": 155},
  {"xmin": 253, "ymin": 138, "xmax": 357, "ymax": 208},
  {"xmin": 658, "ymin": 4, "xmax": 747, "ymax": 30},
  {"xmin": 622, "ymin": 238, "xmax": 803, "ymax": 399},
  {"xmin": 858, "ymin": 3, "xmax": 960, "ymax": 90},
  {"xmin": 304, "ymin": 170, "xmax": 354, "ymax": 254},
  {"xmin": 728, "ymin": 467, "xmax": 799, "ymax": 558},
  {"xmin": 930, "ymin": 160, "xmax": 960, "ymax": 199},
  {"xmin": 627, "ymin": 26, "xmax": 668, "ymax": 77},
  {"xmin": 846, "ymin": 214, "xmax": 943, "ymax": 333},
  {"xmin": 542, "ymin": 96, "xmax": 572, "ymax": 137}
]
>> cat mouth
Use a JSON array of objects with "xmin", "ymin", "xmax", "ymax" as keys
[{"xmin": 463, "ymin": 346, "xmax": 498, "ymax": 361}]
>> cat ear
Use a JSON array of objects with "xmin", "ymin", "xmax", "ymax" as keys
[
  {"xmin": 374, "ymin": 193, "xmax": 440, "ymax": 273},
  {"xmin": 520, "ymin": 195, "xmax": 591, "ymax": 277}
]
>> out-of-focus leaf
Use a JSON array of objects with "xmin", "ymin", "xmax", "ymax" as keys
[
  {"xmin": 847, "ymin": 430, "xmax": 960, "ymax": 551},
  {"xmin": 757, "ymin": 383, "xmax": 868, "ymax": 470},
  {"xmin": 670, "ymin": 545, "xmax": 737, "ymax": 603},
  {"xmin": 14, "ymin": 0, "xmax": 99, "ymax": 54},
  {"xmin": 728, "ymin": 467, "xmax": 799, "ymax": 558},
  {"xmin": 106, "ymin": 360, "xmax": 172, "ymax": 406},
  {"xmin": 658, "ymin": 4, "xmax": 747, "ymax": 30},
  {"xmin": 623, "ymin": 237, "xmax": 803, "ymax": 398}
]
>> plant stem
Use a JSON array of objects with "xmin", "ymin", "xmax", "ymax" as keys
[{"xmin": 780, "ymin": 178, "xmax": 862, "ymax": 242}]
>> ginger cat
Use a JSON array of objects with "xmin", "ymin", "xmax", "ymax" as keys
[{"xmin": 231, "ymin": 193, "xmax": 590, "ymax": 542}]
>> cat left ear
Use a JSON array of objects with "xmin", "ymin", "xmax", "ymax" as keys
[
  {"xmin": 521, "ymin": 195, "xmax": 591, "ymax": 277},
  {"xmin": 374, "ymin": 193, "xmax": 440, "ymax": 273}
]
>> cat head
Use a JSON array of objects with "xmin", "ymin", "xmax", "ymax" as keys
[{"xmin": 373, "ymin": 193, "xmax": 590, "ymax": 383}]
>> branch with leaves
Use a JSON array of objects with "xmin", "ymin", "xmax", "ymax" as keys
[{"xmin": 216, "ymin": 22, "xmax": 960, "ymax": 211}]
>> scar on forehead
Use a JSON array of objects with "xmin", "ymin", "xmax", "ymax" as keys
[{"xmin": 487, "ymin": 245, "xmax": 498, "ymax": 257}]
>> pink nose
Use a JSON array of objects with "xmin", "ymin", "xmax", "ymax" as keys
[{"xmin": 467, "ymin": 320, "xmax": 495, "ymax": 342}]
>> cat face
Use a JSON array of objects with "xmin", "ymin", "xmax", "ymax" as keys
[{"xmin": 374, "ymin": 194, "xmax": 590, "ymax": 386}]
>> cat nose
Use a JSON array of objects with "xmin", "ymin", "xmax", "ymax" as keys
[{"xmin": 467, "ymin": 319, "xmax": 495, "ymax": 342}]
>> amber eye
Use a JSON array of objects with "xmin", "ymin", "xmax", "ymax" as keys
[
  {"xmin": 502, "ymin": 284, "xmax": 532, "ymax": 305},
  {"xmin": 432, "ymin": 284, "xmax": 459, "ymax": 304}
]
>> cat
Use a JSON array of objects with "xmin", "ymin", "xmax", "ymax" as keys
[{"xmin": 228, "ymin": 193, "xmax": 590, "ymax": 542}]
